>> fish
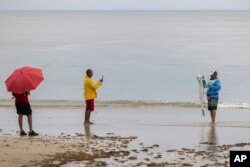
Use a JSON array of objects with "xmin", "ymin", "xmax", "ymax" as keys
[{"xmin": 196, "ymin": 74, "xmax": 206, "ymax": 117}]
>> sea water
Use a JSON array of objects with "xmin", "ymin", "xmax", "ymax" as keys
[{"xmin": 0, "ymin": 11, "xmax": 250, "ymax": 107}]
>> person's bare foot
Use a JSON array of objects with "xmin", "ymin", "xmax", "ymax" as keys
[
  {"xmin": 210, "ymin": 122, "xmax": 216, "ymax": 127},
  {"xmin": 84, "ymin": 121, "xmax": 94, "ymax": 125}
]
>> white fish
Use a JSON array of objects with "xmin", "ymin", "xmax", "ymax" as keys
[{"xmin": 196, "ymin": 74, "xmax": 205, "ymax": 117}]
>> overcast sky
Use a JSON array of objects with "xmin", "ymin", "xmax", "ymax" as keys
[{"xmin": 0, "ymin": 0, "xmax": 250, "ymax": 11}]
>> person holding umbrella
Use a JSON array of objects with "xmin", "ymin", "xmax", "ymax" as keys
[
  {"xmin": 84, "ymin": 69, "xmax": 103, "ymax": 125},
  {"xmin": 5, "ymin": 66, "xmax": 44, "ymax": 136},
  {"xmin": 12, "ymin": 91, "xmax": 38, "ymax": 136}
]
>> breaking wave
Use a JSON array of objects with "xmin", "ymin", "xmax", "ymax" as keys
[{"xmin": 0, "ymin": 99, "xmax": 250, "ymax": 109}]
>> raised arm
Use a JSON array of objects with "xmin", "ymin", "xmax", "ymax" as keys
[
  {"xmin": 202, "ymin": 79, "xmax": 209, "ymax": 88},
  {"xmin": 86, "ymin": 79, "xmax": 102, "ymax": 90}
]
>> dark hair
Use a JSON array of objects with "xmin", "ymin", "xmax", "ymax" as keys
[
  {"xmin": 213, "ymin": 71, "xmax": 218, "ymax": 77},
  {"xmin": 86, "ymin": 69, "xmax": 92, "ymax": 75}
]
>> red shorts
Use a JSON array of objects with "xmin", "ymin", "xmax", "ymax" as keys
[{"xmin": 85, "ymin": 99, "xmax": 94, "ymax": 112}]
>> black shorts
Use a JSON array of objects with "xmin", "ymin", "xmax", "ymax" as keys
[
  {"xmin": 15, "ymin": 102, "xmax": 32, "ymax": 116},
  {"xmin": 208, "ymin": 98, "xmax": 218, "ymax": 111}
]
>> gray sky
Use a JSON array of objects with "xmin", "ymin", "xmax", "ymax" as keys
[{"xmin": 0, "ymin": 0, "xmax": 250, "ymax": 11}]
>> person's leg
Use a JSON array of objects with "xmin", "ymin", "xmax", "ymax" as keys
[
  {"xmin": 84, "ymin": 109, "xmax": 91, "ymax": 124},
  {"xmin": 210, "ymin": 110, "xmax": 216, "ymax": 125},
  {"xmin": 88, "ymin": 111, "xmax": 94, "ymax": 124},
  {"xmin": 18, "ymin": 114, "xmax": 28, "ymax": 136},
  {"xmin": 18, "ymin": 114, "xmax": 23, "ymax": 132},
  {"xmin": 88, "ymin": 99, "xmax": 94, "ymax": 124},
  {"xmin": 27, "ymin": 114, "xmax": 38, "ymax": 136},
  {"xmin": 84, "ymin": 99, "xmax": 95, "ymax": 124},
  {"xmin": 211, "ymin": 110, "xmax": 216, "ymax": 124},
  {"xmin": 27, "ymin": 114, "xmax": 33, "ymax": 132},
  {"xmin": 210, "ymin": 98, "xmax": 218, "ymax": 125}
]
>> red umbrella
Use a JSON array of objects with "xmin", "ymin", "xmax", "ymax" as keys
[{"xmin": 5, "ymin": 66, "xmax": 44, "ymax": 94}]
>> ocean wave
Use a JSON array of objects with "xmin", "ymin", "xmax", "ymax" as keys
[
  {"xmin": 98, "ymin": 100, "xmax": 200, "ymax": 107},
  {"xmin": 219, "ymin": 102, "xmax": 250, "ymax": 109},
  {"xmin": 0, "ymin": 99, "xmax": 250, "ymax": 109}
]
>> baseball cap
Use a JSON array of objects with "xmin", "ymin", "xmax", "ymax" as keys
[{"xmin": 210, "ymin": 70, "xmax": 217, "ymax": 76}]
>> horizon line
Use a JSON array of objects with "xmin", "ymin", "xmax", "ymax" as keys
[{"xmin": 0, "ymin": 9, "xmax": 250, "ymax": 12}]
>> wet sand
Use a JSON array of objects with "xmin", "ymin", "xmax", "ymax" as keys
[{"xmin": 0, "ymin": 105, "xmax": 250, "ymax": 166}]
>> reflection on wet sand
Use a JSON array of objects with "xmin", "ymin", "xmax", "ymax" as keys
[
  {"xmin": 207, "ymin": 126, "xmax": 218, "ymax": 161},
  {"xmin": 208, "ymin": 126, "xmax": 217, "ymax": 143},
  {"xmin": 84, "ymin": 125, "xmax": 92, "ymax": 139},
  {"xmin": 207, "ymin": 126, "xmax": 217, "ymax": 146}
]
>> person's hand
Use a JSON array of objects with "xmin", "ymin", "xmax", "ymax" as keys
[{"xmin": 100, "ymin": 75, "xmax": 104, "ymax": 82}]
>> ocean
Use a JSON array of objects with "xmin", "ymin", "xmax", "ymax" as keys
[{"xmin": 0, "ymin": 11, "xmax": 250, "ymax": 108}]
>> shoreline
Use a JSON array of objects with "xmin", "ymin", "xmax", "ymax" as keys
[
  {"xmin": 0, "ymin": 99, "xmax": 201, "ymax": 108},
  {"xmin": 1, "ymin": 106, "xmax": 250, "ymax": 166},
  {"xmin": 0, "ymin": 99, "xmax": 249, "ymax": 109}
]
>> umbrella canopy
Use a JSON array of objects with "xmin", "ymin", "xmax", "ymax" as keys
[{"xmin": 5, "ymin": 66, "xmax": 44, "ymax": 94}]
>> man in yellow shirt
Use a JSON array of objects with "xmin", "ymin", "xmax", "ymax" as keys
[{"xmin": 84, "ymin": 69, "xmax": 103, "ymax": 125}]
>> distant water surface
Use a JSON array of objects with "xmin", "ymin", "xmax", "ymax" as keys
[{"xmin": 0, "ymin": 11, "xmax": 249, "ymax": 106}]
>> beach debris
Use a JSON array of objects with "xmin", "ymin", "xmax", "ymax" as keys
[
  {"xmin": 141, "ymin": 148, "xmax": 149, "ymax": 152},
  {"xmin": 182, "ymin": 163, "xmax": 192, "ymax": 166},
  {"xmin": 147, "ymin": 162, "xmax": 169, "ymax": 167},
  {"xmin": 1, "ymin": 131, "xmax": 249, "ymax": 167},
  {"xmin": 128, "ymin": 156, "xmax": 137, "ymax": 160},
  {"xmin": 75, "ymin": 133, "xmax": 84, "ymax": 137},
  {"xmin": 3, "ymin": 133, "xmax": 12, "ymax": 136},
  {"xmin": 153, "ymin": 144, "xmax": 159, "ymax": 147},
  {"xmin": 106, "ymin": 133, "xmax": 115, "ymax": 135},
  {"xmin": 181, "ymin": 148, "xmax": 195, "ymax": 153},
  {"xmin": 166, "ymin": 149, "xmax": 176, "ymax": 152},
  {"xmin": 86, "ymin": 160, "xmax": 107, "ymax": 167},
  {"xmin": 31, "ymin": 134, "xmax": 135, "ymax": 166},
  {"xmin": 134, "ymin": 162, "xmax": 144, "ymax": 166},
  {"xmin": 153, "ymin": 154, "xmax": 162, "ymax": 159},
  {"xmin": 131, "ymin": 149, "xmax": 139, "ymax": 153},
  {"xmin": 200, "ymin": 141, "xmax": 216, "ymax": 145}
]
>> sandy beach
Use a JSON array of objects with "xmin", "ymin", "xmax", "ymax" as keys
[
  {"xmin": 1, "ymin": 104, "xmax": 250, "ymax": 167},
  {"xmin": 0, "ymin": 8, "xmax": 250, "ymax": 167}
]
